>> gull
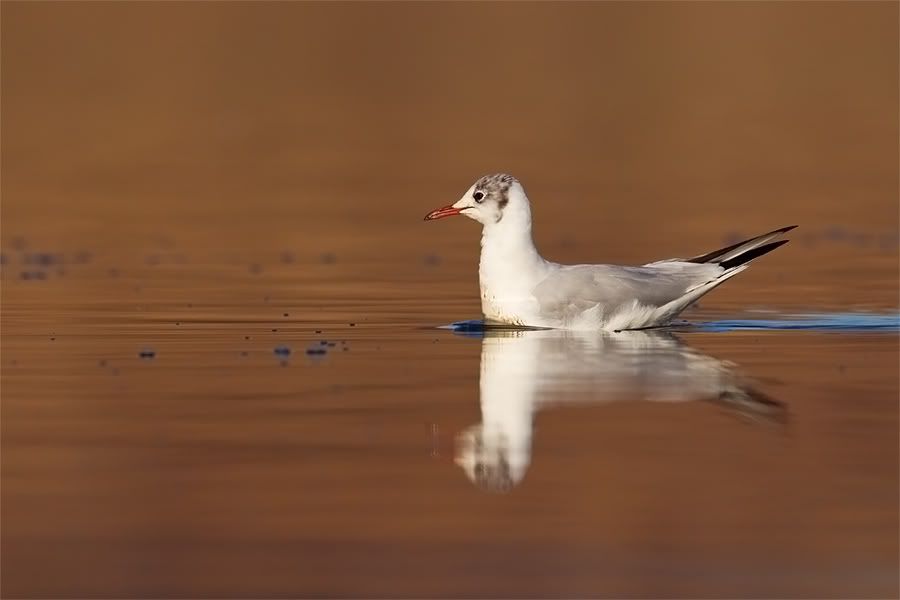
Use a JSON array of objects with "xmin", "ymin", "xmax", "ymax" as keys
[{"xmin": 425, "ymin": 174, "xmax": 795, "ymax": 331}]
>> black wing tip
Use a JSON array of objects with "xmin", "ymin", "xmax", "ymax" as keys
[
  {"xmin": 689, "ymin": 225, "xmax": 798, "ymax": 265},
  {"xmin": 719, "ymin": 239, "xmax": 790, "ymax": 271}
]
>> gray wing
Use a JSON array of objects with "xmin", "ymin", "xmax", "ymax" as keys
[{"xmin": 532, "ymin": 262, "xmax": 722, "ymax": 316}]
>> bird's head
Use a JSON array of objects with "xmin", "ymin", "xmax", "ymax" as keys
[{"xmin": 425, "ymin": 173, "xmax": 530, "ymax": 227}]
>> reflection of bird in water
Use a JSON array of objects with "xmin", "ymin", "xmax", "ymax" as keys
[{"xmin": 454, "ymin": 329, "xmax": 785, "ymax": 493}]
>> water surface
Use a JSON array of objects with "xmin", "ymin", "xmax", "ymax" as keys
[
  {"xmin": 3, "ymin": 246, "xmax": 897, "ymax": 597},
  {"xmin": 3, "ymin": 2, "xmax": 899, "ymax": 597}
]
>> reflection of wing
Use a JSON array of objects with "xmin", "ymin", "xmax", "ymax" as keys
[{"xmin": 454, "ymin": 329, "xmax": 786, "ymax": 492}]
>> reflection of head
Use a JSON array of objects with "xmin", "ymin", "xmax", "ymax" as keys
[
  {"xmin": 454, "ymin": 424, "xmax": 524, "ymax": 493},
  {"xmin": 453, "ymin": 329, "xmax": 785, "ymax": 493}
]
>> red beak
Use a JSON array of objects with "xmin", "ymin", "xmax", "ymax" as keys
[{"xmin": 424, "ymin": 205, "xmax": 464, "ymax": 221}]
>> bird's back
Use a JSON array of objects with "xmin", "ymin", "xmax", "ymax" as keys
[{"xmin": 529, "ymin": 261, "xmax": 722, "ymax": 330}]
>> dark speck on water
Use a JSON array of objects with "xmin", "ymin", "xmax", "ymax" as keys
[
  {"xmin": 315, "ymin": 330, "xmax": 322, "ymax": 334},
  {"xmin": 283, "ymin": 313, "xmax": 289, "ymax": 317},
  {"xmin": 249, "ymin": 264, "xmax": 263, "ymax": 275},
  {"xmin": 244, "ymin": 335, "xmax": 250, "ymax": 340},
  {"xmin": 98, "ymin": 359, "xmax": 107, "ymax": 367},
  {"xmin": 851, "ymin": 233, "xmax": 871, "ymax": 247},
  {"xmin": 306, "ymin": 347, "xmax": 327, "ymax": 356},
  {"xmin": 108, "ymin": 268, "xmax": 120, "ymax": 278},
  {"xmin": 138, "ymin": 349, "xmax": 156, "ymax": 359},
  {"xmin": 349, "ymin": 323, "xmax": 356, "ymax": 327},
  {"xmin": 25, "ymin": 253, "xmax": 59, "ymax": 266},
  {"xmin": 73, "ymin": 251, "xmax": 92, "ymax": 264},
  {"xmin": 273, "ymin": 345, "xmax": 291, "ymax": 357},
  {"xmin": 271, "ymin": 328, "xmax": 278, "ymax": 332},
  {"xmin": 240, "ymin": 351, "xmax": 248, "ymax": 357},
  {"xmin": 320, "ymin": 252, "xmax": 337, "ymax": 264},
  {"xmin": 423, "ymin": 253, "xmax": 442, "ymax": 266},
  {"xmin": 880, "ymin": 232, "xmax": 900, "ymax": 250},
  {"xmin": 824, "ymin": 226, "xmax": 849, "ymax": 241},
  {"xmin": 280, "ymin": 251, "xmax": 295, "ymax": 264}
]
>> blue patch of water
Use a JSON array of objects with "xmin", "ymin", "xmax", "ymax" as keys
[
  {"xmin": 693, "ymin": 313, "xmax": 899, "ymax": 332},
  {"xmin": 442, "ymin": 313, "xmax": 900, "ymax": 335}
]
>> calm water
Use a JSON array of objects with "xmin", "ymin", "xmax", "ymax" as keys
[
  {"xmin": 2, "ymin": 239, "xmax": 898, "ymax": 598},
  {"xmin": 3, "ymin": 3, "xmax": 899, "ymax": 597}
]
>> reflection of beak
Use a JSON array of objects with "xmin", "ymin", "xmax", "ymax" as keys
[{"xmin": 424, "ymin": 205, "xmax": 465, "ymax": 221}]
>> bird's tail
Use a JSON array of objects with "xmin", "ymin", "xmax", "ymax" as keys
[
  {"xmin": 687, "ymin": 225, "xmax": 797, "ymax": 270},
  {"xmin": 653, "ymin": 225, "xmax": 796, "ymax": 323}
]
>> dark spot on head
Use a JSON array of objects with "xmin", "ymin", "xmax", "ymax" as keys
[{"xmin": 472, "ymin": 173, "xmax": 515, "ymax": 220}]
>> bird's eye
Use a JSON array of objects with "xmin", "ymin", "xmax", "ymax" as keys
[{"xmin": 473, "ymin": 191, "xmax": 485, "ymax": 202}]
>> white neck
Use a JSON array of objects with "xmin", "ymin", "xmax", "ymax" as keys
[{"xmin": 478, "ymin": 203, "xmax": 548, "ymax": 323}]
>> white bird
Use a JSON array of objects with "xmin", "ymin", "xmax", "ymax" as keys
[{"xmin": 425, "ymin": 174, "xmax": 795, "ymax": 331}]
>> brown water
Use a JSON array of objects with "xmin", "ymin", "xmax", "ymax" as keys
[{"xmin": 2, "ymin": 3, "xmax": 899, "ymax": 598}]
